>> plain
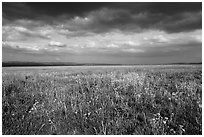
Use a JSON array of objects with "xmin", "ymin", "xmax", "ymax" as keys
[{"xmin": 2, "ymin": 65, "xmax": 202, "ymax": 135}]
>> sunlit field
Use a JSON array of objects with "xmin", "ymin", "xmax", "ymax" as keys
[{"xmin": 2, "ymin": 65, "xmax": 202, "ymax": 135}]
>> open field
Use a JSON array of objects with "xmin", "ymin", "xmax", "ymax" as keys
[{"xmin": 2, "ymin": 65, "xmax": 202, "ymax": 135}]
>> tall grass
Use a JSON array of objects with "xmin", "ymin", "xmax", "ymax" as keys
[{"xmin": 2, "ymin": 65, "xmax": 202, "ymax": 135}]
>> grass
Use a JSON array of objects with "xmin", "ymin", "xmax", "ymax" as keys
[{"xmin": 2, "ymin": 65, "xmax": 202, "ymax": 135}]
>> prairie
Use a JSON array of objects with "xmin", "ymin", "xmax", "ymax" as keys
[{"xmin": 2, "ymin": 65, "xmax": 202, "ymax": 135}]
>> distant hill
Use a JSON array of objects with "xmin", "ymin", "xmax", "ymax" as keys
[
  {"xmin": 169, "ymin": 62, "xmax": 202, "ymax": 65},
  {"xmin": 2, "ymin": 61, "xmax": 79, "ymax": 67},
  {"xmin": 2, "ymin": 61, "xmax": 121, "ymax": 67},
  {"xmin": 2, "ymin": 61, "xmax": 202, "ymax": 67}
]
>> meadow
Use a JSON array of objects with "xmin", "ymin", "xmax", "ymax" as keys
[{"xmin": 2, "ymin": 65, "xmax": 202, "ymax": 135}]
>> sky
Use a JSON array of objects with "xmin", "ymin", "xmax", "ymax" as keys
[{"xmin": 2, "ymin": 2, "xmax": 202, "ymax": 64}]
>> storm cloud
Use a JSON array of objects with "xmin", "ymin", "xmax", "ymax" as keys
[{"xmin": 2, "ymin": 2, "xmax": 202, "ymax": 64}]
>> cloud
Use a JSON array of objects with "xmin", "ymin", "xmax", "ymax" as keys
[
  {"xmin": 3, "ymin": 3, "xmax": 202, "ymax": 36},
  {"xmin": 2, "ymin": 3, "xmax": 34, "ymax": 20},
  {"xmin": 122, "ymin": 48, "xmax": 144, "ymax": 53},
  {"xmin": 3, "ymin": 3, "xmax": 202, "ymax": 39},
  {"xmin": 2, "ymin": 18, "xmax": 201, "ymax": 56},
  {"xmin": 2, "ymin": 41, "xmax": 71, "ymax": 57},
  {"xmin": 159, "ymin": 11, "xmax": 202, "ymax": 33},
  {"xmin": 106, "ymin": 43, "xmax": 119, "ymax": 48},
  {"xmin": 3, "ymin": 25, "xmax": 50, "ymax": 42},
  {"xmin": 2, "ymin": 3, "xmax": 202, "ymax": 64},
  {"xmin": 2, "ymin": 42, "xmax": 41, "ymax": 55},
  {"xmin": 48, "ymin": 41, "xmax": 67, "ymax": 47},
  {"xmin": 48, "ymin": 9, "xmax": 201, "ymax": 38}
]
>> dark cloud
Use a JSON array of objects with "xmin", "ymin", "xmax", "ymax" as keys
[
  {"xmin": 134, "ymin": 2, "xmax": 201, "ymax": 15},
  {"xmin": 2, "ymin": 3, "xmax": 35, "ymax": 20},
  {"xmin": 159, "ymin": 11, "xmax": 202, "ymax": 33},
  {"xmin": 3, "ymin": 2, "xmax": 202, "ymax": 34},
  {"xmin": 3, "ymin": 2, "xmax": 201, "ymax": 19},
  {"xmin": 26, "ymin": 2, "xmax": 111, "ymax": 17},
  {"xmin": 94, "ymin": 9, "xmax": 201, "ymax": 33},
  {"xmin": 2, "ymin": 2, "xmax": 110, "ymax": 20},
  {"xmin": 2, "ymin": 2, "xmax": 202, "ymax": 64},
  {"xmin": 52, "ymin": 7, "xmax": 201, "ymax": 35}
]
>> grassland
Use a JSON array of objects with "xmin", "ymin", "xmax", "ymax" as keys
[{"xmin": 2, "ymin": 65, "xmax": 202, "ymax": 135}]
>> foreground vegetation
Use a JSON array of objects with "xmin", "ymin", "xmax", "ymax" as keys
[{"xmin": 2, "ymin": 65, "xmax": 202, "ymax": 135}]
